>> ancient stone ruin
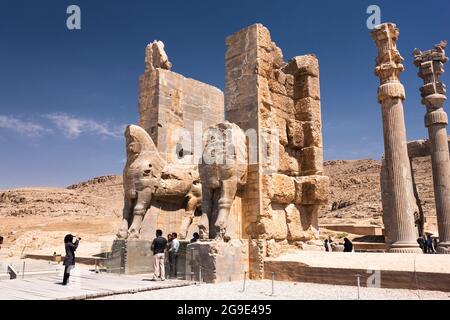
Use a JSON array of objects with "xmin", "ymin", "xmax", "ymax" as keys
[
  {"xmin": 113, "ymin": 22, "xmax": 449, "ymax": 279},
  {"xmin": 116, "ymin": 23, "xmax": 329, "ymax": 279},
  {"xmin": 223, "ymin": 24, "xmax": 329, "ymax": 278},
  {"xmin": 135, "ymin": 38, "xmax": 224, "ymax": 240}
]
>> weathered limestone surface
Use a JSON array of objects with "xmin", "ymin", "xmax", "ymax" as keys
[
  {"xmin": 371, "ymin": 23, "xmax": 422, "ymax": 253},
  {"xmin": 145, "ymin": 40, "xmax": 172, "ymax": 71},
  {"xmin": 198, "ymin": 121, "xmax": 248, "ymax": 240},
  {"xmin": 380, "ymin": 157, "xmax": 393, "ymax": 246},
  {"xmin": 122, "ymin": 240, "xmax": 154, "ymax": 275},
  {"xmin": 105, "ymin": 240, "xmax": 153, "ymax": 275},
  {"xmin": 139, "ymin": 43, "xmax": 224, "ymax": 163},
  {"xmin": 414, "ymin": 41, "xmax": 450, "ymax": 253},
  {"xmin": 225, "ymin": 24, "xmax": 329, "ymax": 278},
  {"xmin": 118, "ymin": 29, "xmax": 328, "ymax": 279},
  {"xmin": 407, "ymin": 138, "xmax": 450, "ymax": 158},
  {"xmin": 185, "ymin": 240, "xmax": 249, "ymax": 283},
  {"xmin": 381, "ymin": 154, "xmax": 423, "ymax": 244},
  {"xmin": 117, "ymin": 125, "xmax": 201, "ymax": 241},
  {"xmin": 382, "ymin": 138, "xmax": 450, "ymax": 241},
  {"xmin": 134, "ymin": 41, "xmax": 225, "ymax": 240}
]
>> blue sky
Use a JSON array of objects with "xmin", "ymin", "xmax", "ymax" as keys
[{"xmin": 0, "ymin": 0, "xmax": 449, "ymax": 188}]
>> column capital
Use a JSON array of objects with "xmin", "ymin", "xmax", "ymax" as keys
[
  {"xmin": 413, "ymin": 41, "xmax": 448, "ymax": 103},
  {"xmin": 377, "ymin": 82, "xmax": 405, "ymax": 103},
  {"xmin": 372, "ymin": 23, "xmax": 405, "ymax": 88},
  {"xmin": 425, "ymin": 110, "xmax": 448, "ymax": 127}
]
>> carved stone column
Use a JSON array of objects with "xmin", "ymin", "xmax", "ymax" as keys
[
  {"xmin": 380, "ymin": 157, "xmax": 393, "ymax": 246},
  {"xmin": 414, "ymin": 41, "xmax": 450, "ymax": 253},
  {"xmin": 371, "ymin": 23, "xmax": 422, "ymax": 253}
]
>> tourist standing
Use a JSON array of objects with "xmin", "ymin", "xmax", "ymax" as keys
[
  {"xmin": 426, "ymin": 235, "xmax": 435, "ymax": 254},
  {"xmin": 167, "ymin": 233, "xmax": 173, "ymax": 250},
  {"xmin": 169, "ymin": 232, "xmax": 180, "ymax": 278},
  {"xmin": 421, "ymin": 235, "xmax": 428, "ymax": 253},
  {"xmin": 166, "ymin": 233, "xmax": 173, "ymax": 275},
  {"xmin": 151, "ymin": 229, "xmax": 167, "ymax": 281},
  {"xmin": 190, "ymin": 232, "xmax": 199, "ymax": 243},
  {"xmin": 417, "ymin": 236, "xmax": 426, "ymax": 253},
  {"xmin": 164, "ymin": 233, "xmax": 173, "ymax": 275},
  {"xmin": 343, "ymin": 238, "xmax": 353, "ymax": 252},
  {"xmin": 324, "ymin": 239, "xmax": 330, "ymax": 252},
  {"xmin": 62, "ymin": 234, "xmax": 80, "ymax": 285}
]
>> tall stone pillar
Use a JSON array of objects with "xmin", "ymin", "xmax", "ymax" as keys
[
  {"xmin": 380, "ymin": 157, "xmax": 393, "ymax": 246},
  {"xmin": 225, "ymin": 24, "xmax": 328, "ymax": 278},
  {"xmin": 413, "ymin": 41, "xmax": 450, "ymax": 253},
  {"xmin": 371, "ymin": 23, "xmax": 422, "ymax": 253}
]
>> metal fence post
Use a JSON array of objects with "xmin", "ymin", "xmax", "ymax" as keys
[
  {"xmin": 356, "ymin": 274, "xmax": 361, "ymax": 300},
  {"xmin": 121, "ymin": 245, "xmax": 125, "ymax": 276},
  {"xmin": 22, "ymin": 261, "xmax": 25, "ymax": 279},
  {"xmin": 242, "ymin": 271, "xmax": 247, "ymax": 292},
  {"xmin": 271, "ymin": 272, "xmax": 275, "ymax": 296},
  {"xmin": 190, "ymin": 247, "xmax": 195, "ymax": 281}
]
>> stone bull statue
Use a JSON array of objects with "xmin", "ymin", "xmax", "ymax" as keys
[
  {"xmin": 198, "ymin": 122, "xmax": 248, "ymax": 240},
  {"xmin": 117, "ymin": 124, "xmax": 201, "ymax": 240}
]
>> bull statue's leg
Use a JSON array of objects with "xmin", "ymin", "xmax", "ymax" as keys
[
  {"xmin": 179, "ymin": 182, "xmax": 201, "ymax": 240},
  {"xmin": 216, "ymin": 176, "xmax": 238, "ymax": 240},
  {"xmin": 128, "ymin": 189, "xmax": 152, "ymax": 239},
  {"xmin": 198, "ymin": 185, "xmax": 213, "ymax": 239},
  {"xmin": 179, "ymin": 195, "xmax": 199, "ymax": 240},
  {"xmin": 117, "ymin": 196, "xmax": 133, "ymax": 239}
]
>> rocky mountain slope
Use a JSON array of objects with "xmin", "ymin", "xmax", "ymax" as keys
[
  {"xmin": 318, "ymin": 157, "xmax": 436, "ymax": 227},
  {"xmin": 0, "ymin": 176, "xmax": 124, "ymax": 259},
  {"xmin": 0, "ymin": 176, "xmax": 123, "ymax": 217}
]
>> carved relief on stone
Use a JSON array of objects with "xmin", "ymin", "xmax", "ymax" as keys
[
  {"xmin": 198, "ymin": 121, "xmax": 248, "ymax": 240},
  {"xmin": 117, "ymin": 124, "xmax": 201, "ymax": 240}
]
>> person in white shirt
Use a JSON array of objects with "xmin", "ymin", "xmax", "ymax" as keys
[{"xmin": 169, "ymin": 232, "xmax": 180, "ymax": 278}]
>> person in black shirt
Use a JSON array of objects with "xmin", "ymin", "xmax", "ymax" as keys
[
  {"xmin": 343, "ymin": 237, "xmax": 353, "ymax": 252},
  {"xmin": 190, "ymin": 232, "xmax": 199, "ymax": 243},
  {"xmin": 417, "ymin": 236, "xmax": 426, "ymax": 253},
  {"xmin": 324, "ymin": 239, "xmax": 330, "ymax": 252},
  {"xmin": 62, "ymin": 234, "xmax": 80, "ymax": 285},
  {"xmin": 151, "ymin": 229, "xmax": 167, "ymax": 280}
]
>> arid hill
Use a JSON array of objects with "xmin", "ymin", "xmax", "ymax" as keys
[
  {"xmin": 319, "ymin": 157, "xmax": 437, "ymax": 227},
  {"xmin": 0, "ymin": 176, "xmax": 124, "ymax": 260}
]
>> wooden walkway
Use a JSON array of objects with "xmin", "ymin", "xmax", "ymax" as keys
[{"xmin": 0, "ymin": 270, "xmax": 194, "ymax": 300}]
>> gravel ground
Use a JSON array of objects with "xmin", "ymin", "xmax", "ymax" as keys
[{"xmin": 96, "ymin": 280, "xmax": 450, "ymax": 300}]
